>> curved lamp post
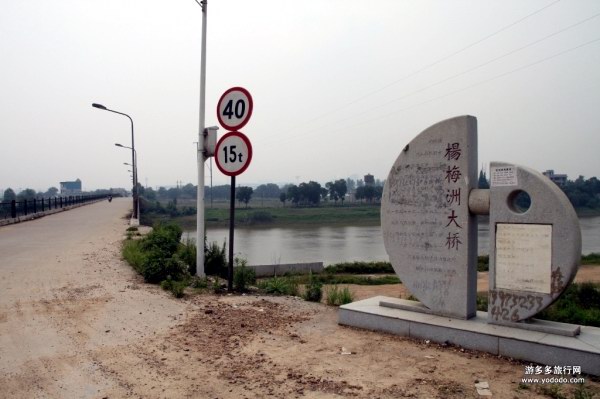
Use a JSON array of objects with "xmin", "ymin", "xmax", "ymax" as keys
[
  {"xmin": 93, "ymin": 103, "xmax": 138, "ymax": 219},
  {"xmin": 115, "ymin": 143, "xmax": 138, "ymax": 218}
]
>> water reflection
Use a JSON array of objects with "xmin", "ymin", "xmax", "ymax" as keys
[{"xmin": 183, "ymin": 216, "xmax": 600, "ymax": 265}]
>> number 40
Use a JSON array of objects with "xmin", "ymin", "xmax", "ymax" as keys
[{"xmin": 223, "ymin": 99, "xmax": 246, "ymax": 120}]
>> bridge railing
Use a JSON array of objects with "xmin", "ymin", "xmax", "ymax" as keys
[{"xmin": 0, "ymin": 194, "xmax": 109, "ymax": 220}]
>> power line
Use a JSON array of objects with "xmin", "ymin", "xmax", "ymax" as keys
[
  {"xmin": 286, "ymin": 11, "xmax": 600, "ymax": 137},
  {"xmin": 262, "ymin": 36, "xmax": 600, "ymax": 148},
  {"xmin": 257, "ymin": 0, "xmax": 562, "ymax": 143}
]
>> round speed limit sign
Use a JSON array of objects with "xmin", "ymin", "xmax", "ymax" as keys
[
  {"xmin": 217, "ymin": 87, "xmax": 253, "ymax": 131},
  {"xmin": 214, "ymin": 131, "xmax": 253, "ymax": 177}
]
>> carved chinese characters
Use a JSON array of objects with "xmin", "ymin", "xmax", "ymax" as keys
[{"xmin": 382, "ymin": 116, "xmax": 478, "ymax": 319}]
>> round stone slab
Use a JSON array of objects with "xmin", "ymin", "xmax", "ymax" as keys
[
  {"xmin": 487, "ymin": 162, "xmax": 581, "ymax": 323},
  {"xmin": 382, "ymin": 116, "xmax": 478, "ymax": 319}
]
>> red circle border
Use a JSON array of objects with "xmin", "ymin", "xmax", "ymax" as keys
[
  {"xmin": 216, "ymin": 87, "xmax": 253, "ymax": 131},
  {"xmin": 214, "ymin": 131, "xmax": 253, "ymax": 177}
]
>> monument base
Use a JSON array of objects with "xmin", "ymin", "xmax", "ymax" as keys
[{"xmin": 339, "ymin": 296, "xmax": 600, "ymax": 376}]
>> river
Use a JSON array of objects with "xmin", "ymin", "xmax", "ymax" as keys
[{"xmin": 183, "ymin": 216, "xmax": 600, "ymax": 266}]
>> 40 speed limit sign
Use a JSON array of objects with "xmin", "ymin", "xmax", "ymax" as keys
[
  {"xmin": 216, "ymin": 87, "xmax": 253, "ymax": 131},
  {"xmin": 214, "ymin": 131, "xmax": 253, "ymax": 177}
]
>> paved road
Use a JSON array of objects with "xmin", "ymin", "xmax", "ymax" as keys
[{"xmin": 0, "ymin": 198, "xmax": 186, "ymax": 398}]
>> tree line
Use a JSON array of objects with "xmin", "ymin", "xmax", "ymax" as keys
[
  {"xmin": 478, "ymin": 171, "xmax": 600, "ymax": 210},
  {"xmin": 140, "ymin": 177, "xmax": 385, "ymax": 207},
  {"xmin": 2, "ymin": 187, "xmax": 114, "ymax": 203}
]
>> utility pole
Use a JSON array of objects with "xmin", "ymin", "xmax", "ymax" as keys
[{"xmin": 195, "ymin": 0, "xmax": 208, "ymax": 277}]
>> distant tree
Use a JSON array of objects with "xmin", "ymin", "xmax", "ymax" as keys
[
  {"xmin": 181, "ymin": 183, "xmax": 197, "ymax": 199},
  {"xmin": 478, "ymin": 170, "xmax": 490, "ymax": 189},
  {"xmin": 142, "ymin": 186, "xmax": 157, "ymax": 201},
  {"xmin": 254, "ymin": 183, "xmax": 280, "ymax": 198},
  {"xmin": 206, "ymin": 184, "xmax": 231, "ymax": 200},
  {"xmin": 166, "ymin": 187, "xmax": 180, "ymax": 203},
  {"xmin": 235, "ymin": 186, "xmax": 253, "ymax": 207},
  {"xmin": 17, "ymin": 188, "xmax": 37, "ymax": 201},
  {"xmin": 3, "ymin": 188, "xmax": 16, "ymax": 202},
  {"xmin": 157, "ymin": 186, "xmax": 167, "ymax": 198},
  {"xmin": 334, "ymin": 179, "xmax": 347, "ymax": 205},
  {"xmin": 346, "ymin": 178, "xmax": 356, "ymax": 192},
  {"xmin": 299, "ymin": 181, "xmax": 322, "ymax": 205},
  {"xmin": 286, "ymin": 185, "xmax": 300, "ymax": 206},
  {"xmin": 355, "ymin": 186, "xmax": 365, "ymax": 202},
  {"xmin": 374, "ymin": 185, "xmax": 383, "ymax": 201},
  {"xmin": 279, "ymin": 192, "xmax": 287, "ymax": 207},
  {"xmin": 326, "ymin": 181, "xmax": 338, "ymax": 203},
  {"xmin": 44, "ymin": 187, "xmax": 59, "ymax": 197},
  {"xmin": 320, "ymin": 187, "xmax": 329, "ymax": 202},
  {"xmin": 363, "ymin": 186, "xmax": 375, "ymax": 203}
]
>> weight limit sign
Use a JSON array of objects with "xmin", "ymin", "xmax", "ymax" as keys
[{"xmin": 214, "ymin": 131, "xmax": 253, "ymax": 177}]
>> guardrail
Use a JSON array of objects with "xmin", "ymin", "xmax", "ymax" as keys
[{"xmin": 0, "ymin": 194, "xmax": 109, "ymax": 221}]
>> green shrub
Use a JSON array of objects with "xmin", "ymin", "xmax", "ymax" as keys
[
  {"xmin": 233, "ymin": 257, "xmax": 256, "ymax": 292},
  {"xmin": 140, "ymin": 223, "xmax": 182, "ymax": 258},
  {"xmin": 143, "ymin": 256, "xmax": 189, "ymax": 284},
  {"xmin": 325, "ymin": 261, "xmax": 393, "ymax": 274},
  {"xmin": 303, "ymin": 271, "xmax": 323, "ymax": 302},
  {"xmin": 325, "ymin": 285, "xmax": 354, "ymax": 306},
  {"xmin": 122, "ymin": 240, "xmax": 146, "ymax": 274},
  {"xmin": 581, "ymin": 252, "xmax": 600, "ymax": 265},
  {"xmin": 160, "ymin": 277, "xmax": 188, "ymax": 298},
  {"xmin": 537, "ymin": 282, "xmax": 600, "ymax": 326},
  {"xmin": 477, "ymin": 255, "xmax": 489, "ymax": 272},
  {"xmin": 205, "ymin": 240, "xmax": 227, "ymax": 277},
  {"xmin": 289, "ymin": 273, "xmax": 399, "ymax": 286},
  {"xmin": 245, "ymin": 210, "xmax": 274, "ymax": 224},
  {"xmin": 476, "ymin": 293, "xmax": 488, "ymax": 311},
  {"xmin": 191, "ymin": 276, "xmax": 208, "ymax": 289},
  {"xmin": 177, "ymin": 239, "xmax": 197, "ymax": 275},
  {"xmin": 258, "ymin": 276, "xmax": 299, "ymax": 296}
]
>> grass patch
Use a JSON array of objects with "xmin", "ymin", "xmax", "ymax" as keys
[
  {"xmin": 122, "ymin": 239, "xmax": 146, "ymax": 274},
  {"xmin": 538, "ymin": 282, "xmax": 600, "ymax": 326},
  {"xmin": 325, "ymin": 261, "xmax": 393, "ymax": 274},
  {"xmin": 582, "ymin": 252, "xmax": 600, "ymax": 265},
  {"xmin": 257, "ymin": 276, "xmax": 299, "ymax": 296},
  {"xmin": 283, "ymin": 273, "xmax": 400, "ymax": 286},
  {"xmin": 303, "ymin": 271, "xmax": 323, "ymax": 302},
  {"xmin": 325, "ymin": 285, "xmax": 354, "ymax": 306}
]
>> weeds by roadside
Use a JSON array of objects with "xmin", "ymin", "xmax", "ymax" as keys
[{"xmin": 325, "ymin": 285, "xmax": 354, "ymax": 306}]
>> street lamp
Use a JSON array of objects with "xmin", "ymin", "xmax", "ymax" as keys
[
  {"xmin": 93, "ymin": 103, "xmax": 138, "ymax": 219},
  {"xmin": 115, "ymin": 142, "xmax": 138, "ymax": 218}
]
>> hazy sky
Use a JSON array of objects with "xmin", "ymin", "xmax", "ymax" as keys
[{"xmin": 1, "ymin": 0, "xmax": 599, "ymax": 192}]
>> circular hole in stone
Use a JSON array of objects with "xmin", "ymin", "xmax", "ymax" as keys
[{"xmin": 507, "ymin": 190, "xmax": 531, "ymax": 214}]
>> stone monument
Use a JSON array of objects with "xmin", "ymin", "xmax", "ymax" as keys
[{"xmin": 339, "ymin": 116, "xmax": 599, "ymax": 375}]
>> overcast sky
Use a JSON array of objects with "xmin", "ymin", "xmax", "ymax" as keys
[{"xmin": 1, "ymin": 0, "xmax": 599, "ymax": 193}]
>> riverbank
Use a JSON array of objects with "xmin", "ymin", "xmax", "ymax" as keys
[
  {"xmin": 142, "ymin": 199, "xmax": 600, "ymax": 230},
  {"xmin": 145, "ymin": 203, "xmax": 381, "ymax": 229}
]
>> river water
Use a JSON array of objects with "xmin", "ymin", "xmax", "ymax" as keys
[{"xmin": 183, "ymin": 216, "xmax": 600, "ymax": 266}]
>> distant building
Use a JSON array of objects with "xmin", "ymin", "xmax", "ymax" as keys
[
  {"xmin": 542, "ymin": 170, "xmax": 567, "ymax": 186},
  {"xmin": 60, "ymin": 179, "xmax": 82, "ymax": 195},
  {"xmin": 364, "ymin": 174, "xmax": 375, "ymax": 186}
]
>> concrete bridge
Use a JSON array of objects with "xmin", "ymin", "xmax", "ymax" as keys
[{"xmin": 0, "ymin": 198, "xmax": 187, "ymax": 398}]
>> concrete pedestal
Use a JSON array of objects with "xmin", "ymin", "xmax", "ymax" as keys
[{"xmin": 339, "ymin": 296, "xmax": 600, "ymax": 376}]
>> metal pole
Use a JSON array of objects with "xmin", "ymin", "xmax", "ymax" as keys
[
  {"xmin": 196, "ymin": 0, "xmax": 208, "ymax": 277},
  {"xmin": 228, "ymin": 175, "xmax": 235, "ymax": 291}
]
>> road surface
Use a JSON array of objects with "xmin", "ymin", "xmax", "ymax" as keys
[{"xmin": 0, "ymin": 198, "xmax": 186, "ymax": 398}]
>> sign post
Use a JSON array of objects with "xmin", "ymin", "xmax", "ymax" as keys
[
  {"xmin": 215, "ymin": 131, "xmax": 253, "ymax": 290},
  {"xmin": 216, "ymin": 88, "xmax": 253, "ymax": 290}
]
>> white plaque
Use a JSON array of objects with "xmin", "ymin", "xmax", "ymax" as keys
[
  {"xmin": 495, "ymin": 224, "xmax": 552, "ymax": 294},
  {"xmin": 491, "ymin": 166, "xmax": 518, "ymax": 187}
]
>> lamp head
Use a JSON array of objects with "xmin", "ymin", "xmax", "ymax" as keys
[{"xmin": 92, "ymin": 103, "xmax": 107, "ymax": 110}]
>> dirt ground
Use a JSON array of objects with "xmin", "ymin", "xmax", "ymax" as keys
[{"xmin": 1, "ymin": 200, "xmax": 599, "ymax": 398}]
